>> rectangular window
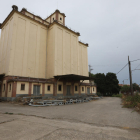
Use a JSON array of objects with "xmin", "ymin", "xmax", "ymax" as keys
[
  {"xmin": 75, "ymin": 86, "xmax": 78, "ymax": 91},
  {"xmin": 21, "ymin": 84, "xmax": 25, "ymax": 90},
  {"xmin": 47, "ymin": 85, "xmax": 50, "ymax": 91},
  {"xmin": 3, "ymin": 84, "xmax": 5, "ymax": 91},
  {"xmin": 58, "ymin": 85, "xmax": 62, "ymax": 91},
  {"xmin": 9, "ymin": 84, "xmax": 11, "ymax": 91},
  {"xmin": 82, "ymin": 87, "xmax": 84, "ymax": 91},
  {"xmin": 93, "ymin": 87, "xmax": 94, "ymax": 91}
]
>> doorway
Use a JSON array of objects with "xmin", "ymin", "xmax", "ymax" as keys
[
  {"xmin": 87, "ymin": 87, "xmax": 90, "ymax": 94},
  {"xmin": 67, "ymin": 85, "xmax": 71, "ymax": 96},
  {"xmin": 33, "ymin": 85, "xmax": 40, "ymax": 96}
]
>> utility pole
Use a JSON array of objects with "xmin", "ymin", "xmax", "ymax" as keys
[{"xmin": 128, "ymin": 56, "xmax": 133, "ymax": 95}]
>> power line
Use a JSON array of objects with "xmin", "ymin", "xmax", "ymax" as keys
[
  {"xmin": 116, "ymin": 63, "xmax": 128, "ymax": 75},
  {"xmin": 131, "ymin": 59, "xmax": 140, "ymax": 62},
  {"xmin": 132, "ymin": 63, "xmax": 140, "ymax": 71}
]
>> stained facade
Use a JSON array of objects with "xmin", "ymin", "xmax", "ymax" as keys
[{"xmin": 0, "ymin": 5, "xmax": 97, "ymax": 99}]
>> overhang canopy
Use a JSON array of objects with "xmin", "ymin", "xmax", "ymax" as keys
[{"xmin": 54, "ymin": 74, "xmax": 94, "ymax": 81}]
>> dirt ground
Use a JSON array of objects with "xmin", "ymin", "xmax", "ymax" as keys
[{"xmin": 0, "ymin": 97, "xmax": 140, "ymax": 140}]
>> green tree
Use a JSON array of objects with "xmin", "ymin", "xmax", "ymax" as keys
[
  {"xmin": 121, "ymin": 85, "xmax": 130, "ymax": 93},
  {"xmin": 93, "ymin": 73, "xmax": 106, "ymax": 95},
  {"xmin": 132, "ymin": 83, "xmax": 140, "ymax": 91},
  {"xmin": 106, "ymin": 72, "xmax": 120, "ymax": 96}
]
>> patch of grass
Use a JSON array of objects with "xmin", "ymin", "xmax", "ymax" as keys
[
  {"xmin": 5, "ymin": 112, "xmax": 13, "ymax": 115},
  {"xmin": 122, "ymin": 93, "xmax": 140, "ymax": 111},
  {"xmin": 112, "ymin": 94, "xmax": 123, "ymax": 98}
]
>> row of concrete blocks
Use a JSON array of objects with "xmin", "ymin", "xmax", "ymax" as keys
[{"xmin": 29, "ymin": 96, "xmax": 102, "ymax": 107}]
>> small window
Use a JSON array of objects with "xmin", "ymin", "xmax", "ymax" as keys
[
  {"xmin": 9, "ymin": 84, "xmax": 11, "ymax": 91},
  {"xmin": 3, "ymin": 84, "xmax": 5, "ymax": 91},
  {"xmin": 82, "ymin": 87, "xmax": 84, "ymax": 91},
  {"xmin": 53, "ymin": 18, "xmax": 54, "ymax": 20},
  {"xmin": 58, "ymin": 85, "xmax": 62, "ymax": 91},
  {"xmin": 93, "ymin": 87, "xmax": 94, "ymax": 91},
  {"xmin": 60, "ymin": 17, "xmax": 62, "ymax": 20},
  {"xmin": 21, "ymin": 84, "xmax": 25, "ymax": 90},
  {"xmin": 47, "ymin": 85, "xmax": 50, "ymax": 91},
  {"xmin": 75, "ymin": 86, "xmax": 78, "ymax": 91}
]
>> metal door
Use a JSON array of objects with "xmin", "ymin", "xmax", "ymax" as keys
[
  {"xmin": 67, "ymin": 85, "xmax": 71, "ymax": 95},
  {"xmin": 87, "ymin": 87, "xmax": 90, "ymax": 94},
  {"xmin": 33, "ymin": 85, "xmax": 40, "ymax": 96}
]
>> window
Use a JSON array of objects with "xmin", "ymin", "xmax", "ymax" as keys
[
  {"xmin": 58, "ymin": 85, "xmax": 62, "ymax": 91},
  {"xmin": 9, "ymin": 84, "xmax": 11, "ymax": 91},
  {"xmin": 53, "ymin": 18, "xmax": 54, "ymax": 20},
  {"xmin": 75, "ymin": 86, "xmax": 78, "ymax": 91},
  {"xmin": 3, "ymin": 84, "xmax": 5, "ymax": 91},
  {"xmin": 93, "ymin": 87, "xmax": 94, "ymax": 91},
  {"xmin": 21, "ymin": 84, "xmax": 25, "ymax": 90},
  {"xmin": 47, "ymin": 85, "xmax": 50, "ymax": 91},
  {"xmin": 82, "ymin": 87, "xmax": 84, "ymax": 91},
  {"xmin": 60, "ymin": 17, "xmax": 62, "ymax": 20}
]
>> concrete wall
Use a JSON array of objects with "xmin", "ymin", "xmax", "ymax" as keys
[
  {"xmin": 16, "ymin": 82, "xmax": 29, "ymax": 95},
  {"xmin": 81, "ymin": 86, "xmax": 86, "ymax": 94},
  {"xmin": 92, "ymin": 86, "xmax": 97, "ymax": 94},
  {"xmin": 7, "ymin": 82, "xmax": 12, "ymax": 97},
  {"xmin": 74, "ymin": 83, "xmax": 79, "ymax": 94},
  {"xmin": 2, "ymin": 80, "xmax": 6, "ymax": 97},
  {"xmin": 57, "ymin": 81, "xmax": 63, "ymax": 94},
  {"xmin": 0, "ymin": 16, "xmax": 14, "ymax": 75},
  {"xmin": 46, "ymin": 24, "xmax": 89, "ymax": 78},
  {"xmin": 0, "ymin": 12, "xmax": 89, "ymax": 80},
  {"xmin": 45, "ymin": 84, "xmax": 53, "ymax": 94},
  {"xmin": 0, "ymin": 12, "xmax": 48, "ymax": 78},
  {"xmin": 58, "ymin": 13, "xmax": 63, "ymax": 25}
]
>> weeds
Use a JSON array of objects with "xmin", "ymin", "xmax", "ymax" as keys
[
  {"xmin": 122, "ymin": 93, "xmax": 140, "ymax": 111},
  {"xmin": 112, "ymin": 94, "xmax": 123, "ymax": 98}
]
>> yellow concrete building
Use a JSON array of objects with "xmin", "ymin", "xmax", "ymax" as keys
[{"xmin": 0, "ymin": 5, "xmax": 97, "ymax": 99}]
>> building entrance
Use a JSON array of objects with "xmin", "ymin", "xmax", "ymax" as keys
[
  {"xmin": 87, "ymin": 87, "xmax": 90, "ymax": 94},
  {"xmin": 67, "ymin": 85, "xmax": 71, "ymax": 96},
  {"xmin": 33, "ymin": 85, "xmax": 40, "ymax": 96}
]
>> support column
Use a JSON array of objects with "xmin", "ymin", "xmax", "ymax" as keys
[
  {"xmin": 85, "ymin": 86, "xmax": 87, "ymax": 95},
  {"xmin": 71, "ymin": 83, "xmax": 74, "ymax": 96},
  {"xmin": 42, "ymin": 83, "xmax": 45, "ymax": 96},
  {"xmin": 79, "ymin": 84, "xmax": 81, "ymax": 95},
  {"xmin": 63, "ymin": 81, "xmax": 66, "ymax": 96},
  {"xmin": 12, "ymin": 82, "xmax": 17, "ymax": 97},
  {"xmin": 29, "ymin": 82, "xmax": 32, "ymax": 96},
  {"xmin": 5, "ymin": 80, "xmax": 8, "ymax": 97},
  {"xmin": 53, "ymin": 82, "xmax": 57, "ymax": 96}
]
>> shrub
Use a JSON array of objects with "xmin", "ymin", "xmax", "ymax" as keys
[
  {"xmin": 112, "ymin": 94, "xmax": 123, "ymax": 98},
  {"xmin": 122, "ymin": 93, "xmax": 140, "ymax": 110},
  {"xmin": 96, "ymin": 92, "xmax": 102, "ymax": 96}
]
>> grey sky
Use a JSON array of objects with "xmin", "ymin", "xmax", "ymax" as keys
[{"xmin": 0, "ymin": 0, "xmax": 140, "ymax": 85}]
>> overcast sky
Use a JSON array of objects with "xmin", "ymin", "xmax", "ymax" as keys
[{"xmin": 0, "ymin": 0, "xmax": 140, "ymax": 85}]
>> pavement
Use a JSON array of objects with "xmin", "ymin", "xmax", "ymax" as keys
[{"xmin": 0, "ymin": 97, "xmax": 140, "ymax": 140}]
